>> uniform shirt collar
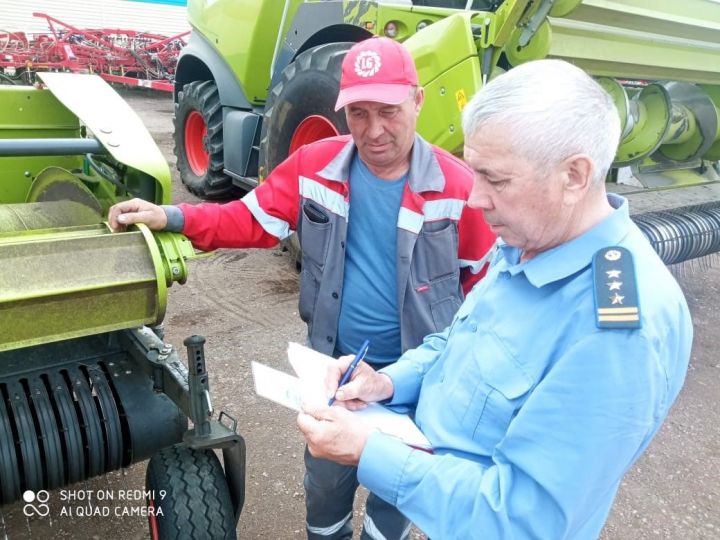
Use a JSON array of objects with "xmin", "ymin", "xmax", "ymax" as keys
[
  {"xmin": 499, "ymin": 193, "xmax": 631, "ymax": 288},
  {"xmin": 316, "ymin": 134, "xmax": 445, "ymax": 193}
]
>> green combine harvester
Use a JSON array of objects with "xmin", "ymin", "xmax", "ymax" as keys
[
  {"xmin": 0, "ymin": 74, "xmax": 243, "ymax": 538},
  {"xmin": 174, "ymin": 0, "xmax": 720, "ymax": 264},
  {"xmin": 1, "ymin": 0, "xmax": 720, "ymax": 538}
]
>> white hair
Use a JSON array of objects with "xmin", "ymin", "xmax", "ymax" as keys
[{"xmin": 461, "ymin": 60, "xmax": 621, "ymax": 184}]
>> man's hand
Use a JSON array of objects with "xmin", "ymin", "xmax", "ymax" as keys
[
  {"xmin": 297, "ymin": 404, "xmax": 373, "ymax": 466},
  {"xmin": 107, "ymin": 198, "xmax": 168, "ymax": 232},
  {"xmin": 326, "ymin": 356, "xmax": 394, "ymax": 410}
]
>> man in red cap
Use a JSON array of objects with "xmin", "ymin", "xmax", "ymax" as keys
[{"xmin": 108, "ymin": 37, "xmax": 495, "ymax": 539}]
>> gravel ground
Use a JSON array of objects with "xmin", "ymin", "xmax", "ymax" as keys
[{"xmin": 0, "ymin": 88, "xmax": 718, "ymax": 539}]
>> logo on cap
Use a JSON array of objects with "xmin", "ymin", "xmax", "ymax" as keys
[{"xmin": 354, "ymin": 51, "xmax": 381, "ymax": 78}]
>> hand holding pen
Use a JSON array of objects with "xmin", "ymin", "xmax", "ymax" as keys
[{"xmin": 328, "ymin": 339, "xmax": 370, "ymax": 406}]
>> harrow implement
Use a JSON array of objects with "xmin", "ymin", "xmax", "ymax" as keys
[{"xmin": 0, "ymin": 12, "xmax": 188, "ymax": 91}]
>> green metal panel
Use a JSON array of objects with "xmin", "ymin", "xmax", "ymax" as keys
[
  {"xmin": 548, "ymin": 0, "xmax": 720, "ymax": 84},
  {"xmin": 0, "ymin": 87, "xmax": 82, "ymax": 204},
  {"xmin": 406, "ymin": 13, "xmax": 484, "ymax": 154},
  {"xmin": 0, "ymin": 86, "xmax": 78, "ymax": 134},
  {"xmin": 37, "ymin": 73, "xmax": 172, "ymax": 204},
  {"xmin": 417, "ymin": 57, "xmax": 482, "ymax": 154},
  {"xmin": 187, "ymin": 0, "xmax": 304, "ymax": 104},
  {"xmin": 352, "ymin": 2, "xmax": 478, "ymax": 42}
]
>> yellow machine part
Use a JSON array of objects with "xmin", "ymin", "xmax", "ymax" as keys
[{"xmin": 0, "ymin": 201, "xmax": 172, "ymax": 352}]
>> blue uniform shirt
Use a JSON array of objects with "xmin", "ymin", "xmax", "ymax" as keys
[
  {"xmin": 358, "ymin": 194, "xmax": 692, "ymax": 539},
  {"xmin": 337, "ymin": 156, "xmax": 406, "ymax": 363}
]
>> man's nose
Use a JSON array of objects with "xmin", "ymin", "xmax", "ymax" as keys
[
  {"xmin": 468, "ymin": 184, "xmax": 493, "ymax": 210},
  {"xmin": 367, "ymin": 115, "xmax": 384, "ymax": 139}
]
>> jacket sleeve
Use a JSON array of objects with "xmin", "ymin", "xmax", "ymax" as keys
[
  {"xmin": 457, "ymin": 205, "xmax": 496, "ymax": 295},
  {"xmin": 359, "ymin": 331, "xmax": 674, "ymax": 539},
  {"xmin": 176, "ymin": 149, "xmax": 302, "ymax": 252}
]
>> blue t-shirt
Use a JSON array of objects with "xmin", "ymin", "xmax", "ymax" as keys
[{"xmin": 336, "ymin": 156, "xmax": 406, "ymax": 363}]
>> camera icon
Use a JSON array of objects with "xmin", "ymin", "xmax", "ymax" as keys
[{"xmin": 22, "ymin": 490, "xmax": 50, "ymax": 517}]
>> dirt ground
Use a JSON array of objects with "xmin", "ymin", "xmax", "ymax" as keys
[{"xmin": 1, "ymin": 89, "xmax": 719, "ymax": 539}]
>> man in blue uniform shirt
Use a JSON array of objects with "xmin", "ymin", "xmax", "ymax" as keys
[{"xmin": 297, "ymin": 59, "xmax": 693, "ymax": 539}]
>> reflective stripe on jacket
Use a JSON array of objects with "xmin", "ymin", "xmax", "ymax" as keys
[{"xmin": 178, "ymin": 134, "xmax": 496, "ymax": 355}]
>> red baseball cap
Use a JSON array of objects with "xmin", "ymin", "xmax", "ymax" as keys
[{"xmin": 334, "ymin": 37, "xmax": 419, "ymax": 111}]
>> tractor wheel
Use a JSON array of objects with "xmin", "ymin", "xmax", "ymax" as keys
[
  {"xmin": 146, "ymin": 443, "xmax": 235, "ymax": 540},
  {"xmin": 259, "ymin": 42, "xmax": 352, "ymax": 177},
  {"xmin": 259, "ymin": 42, "xmax": 354, "ymax": 265},
  {"xmin": 174, "ymin": 80, "xmax": 233, "ymax": 199}
]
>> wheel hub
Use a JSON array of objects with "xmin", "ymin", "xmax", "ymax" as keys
[
  {"xmin": 185, "ymin": 110, "xmax": 209, "ymax": 176},
  {"xmin": 289, "ymin": 115, "xmax": 339, "ymax": 154}
]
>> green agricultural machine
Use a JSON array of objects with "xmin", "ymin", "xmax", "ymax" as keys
[
  {"xmin": 0, "ymin": 74, "xmax": 244, "ymax": 539},
  {"xmin": 174, "ymin": 0, "xmax": 720, "ymax": 264}
]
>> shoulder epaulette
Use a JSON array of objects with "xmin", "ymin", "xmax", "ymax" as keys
[{"xmin": 592, "ymin": 246, "xmax": 641, "ymax": 329}]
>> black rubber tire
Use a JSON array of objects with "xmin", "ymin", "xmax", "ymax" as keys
[
  {"xmin": 259, "ymin": 42, "xmax": 354, "ymax": 266},
  {"xmin": 259, "ymin": 41, "xmax": 353, "ymax": 179},
  {"xmin": 174, "ymin": 80, "xmax": 234, "ymax": 199},
  {"xmin": 146, "ymin": 443, "xmax": 236, "ymax": 540}
]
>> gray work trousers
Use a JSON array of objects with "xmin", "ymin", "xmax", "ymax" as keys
[{"xmin": 304, "ymin": 447, "xmax": 412, "ymax": 540}]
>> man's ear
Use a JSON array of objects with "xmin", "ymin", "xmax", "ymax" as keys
[
  {"xmin": 414, "ymin": 86, "xmax": 424, "ymax": 114},
  {"xmin": 561, "ymin": 154, "xmax": 594, "ymax": 204}
]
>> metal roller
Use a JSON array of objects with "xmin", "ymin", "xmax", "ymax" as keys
[
  {"xmin": 633, "ymin": 201, "xmax": 720, "ymax": 264},
  {"xmin": 614, "ymin": 84, "xmax": 672, "ymax": 166},
  {"xmin": 0, "ymin": 352, "xmax": 186, "ymax": 505},
  {"xmin": 655, "ymin": 82, "xmax": 719, "ymax": 163},
  {"xmin": 597, "ymin": 78, "xmax": 720, "ymax": 168},
  {"xmin": 0, "ymin": 206, "xmax": 197, "ymax": 353}
]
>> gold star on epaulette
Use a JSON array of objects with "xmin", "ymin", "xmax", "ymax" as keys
[
  {"xmin": 610, "ymin": 293, "xmax": 624, "ymax": 305},
  {"xmin": 608, "ymin": 281, "xmax": 622, "ymax": 291}
]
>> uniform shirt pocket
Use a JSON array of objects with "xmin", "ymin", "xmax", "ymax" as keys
[
  {"xmin": 299, "ymin": 201, "xmax": 331, "ymax": 268},
  {"xmin": 449, "ymin": 331, "xmax": 533, "ymax": 452},
  {"xmin": 411, "ymin": 222, "xmax": 459, "ymax": 285}
]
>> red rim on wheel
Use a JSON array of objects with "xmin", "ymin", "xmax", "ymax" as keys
[
  {"xmin": 147, "ymin": 496, "xmax": 159, "ymax": 540},
  {"xmin": 289, "ymin": 115, "xmax": 339, "ymax": 154},
  {"xmin": 185, "ymin": 110, "xmax": 209, "ymax": 176}
]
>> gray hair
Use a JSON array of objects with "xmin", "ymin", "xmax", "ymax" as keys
[{"xmin": 461, "ymin": 59, "xmax": 621, "ymax": 184}]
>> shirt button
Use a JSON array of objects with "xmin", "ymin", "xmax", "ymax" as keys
[
  {"xmin": 469, "ymin": 322, "xmax": 478, "ymax": 332},
  {"xmin": 332, "ymin": 292, "xmax": 339, "ymax": 299},
  {"xmin": 326, "ymin": 336, "xmax": 334, "ymax": 343}
]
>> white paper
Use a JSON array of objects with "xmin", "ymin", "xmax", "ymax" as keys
[
  {"xmin": 250, "ymin": 343, "xmax": 432, "ymax": 450},
  {"xmin": 354, "ymin": 403, "xmax": 431, "ymax": 449},
  {"xmin": 287, "ymin": 341, "xmax": 336, "ymax": 382},
  {"xmin": 251, "ymin": 361, "xmax": 303, "ymax": 410}
]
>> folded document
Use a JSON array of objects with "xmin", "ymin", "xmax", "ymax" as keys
[{"xmin": 251, "ymin": 343, "xmax": 431, "ymax": 450}]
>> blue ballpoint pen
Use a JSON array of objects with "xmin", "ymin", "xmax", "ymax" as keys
[{"xmin": 328, "ymin": 339, "xmax": 370, "ymax": 406}]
